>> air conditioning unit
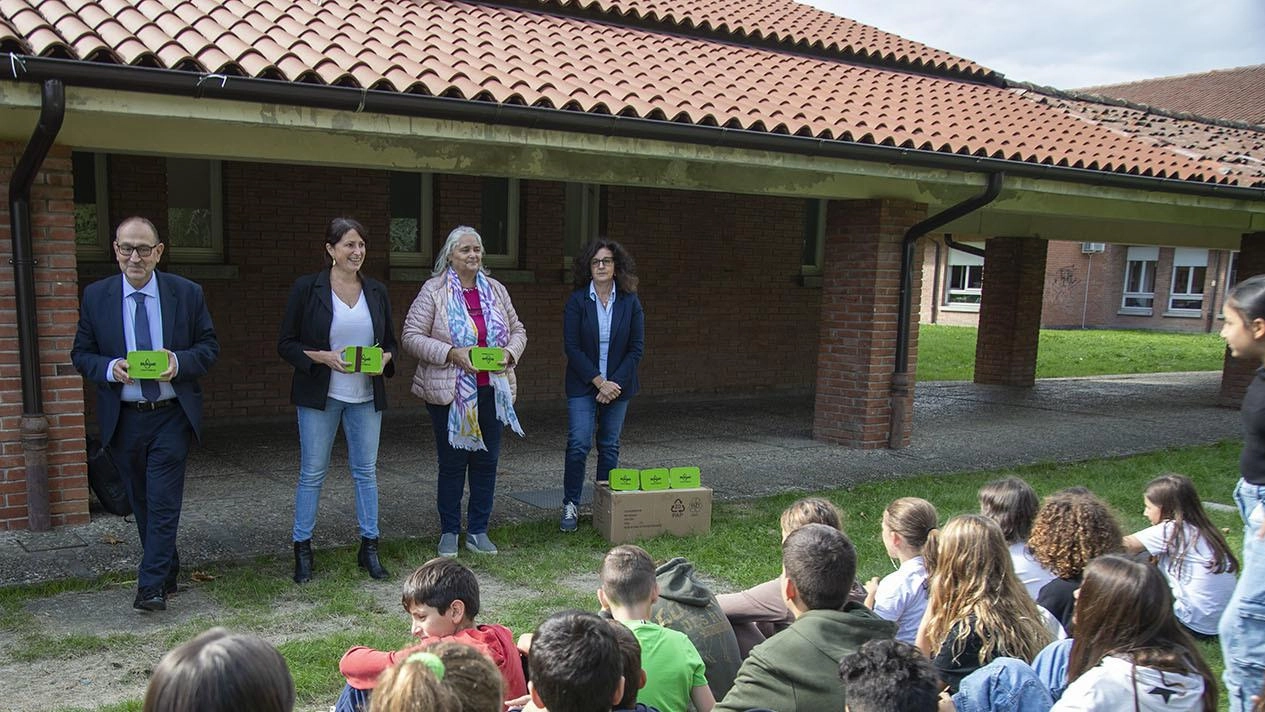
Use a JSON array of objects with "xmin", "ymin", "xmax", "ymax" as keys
[{"xmin": 1081, "ymin": 242, "xmax": 1106, "ymax": 253}]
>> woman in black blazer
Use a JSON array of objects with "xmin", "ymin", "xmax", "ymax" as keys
[
  {"xmin": 278, "ymin": 218, "xmax": 398, "ymax": 584},
  {"xmin": 560, "ymin": 238, "xmax": 644, "ymax": 533}
]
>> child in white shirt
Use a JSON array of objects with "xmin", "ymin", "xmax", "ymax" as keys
[{"xmin": 865, "ymin": 497, "xmax": 937, "ymax": 643}]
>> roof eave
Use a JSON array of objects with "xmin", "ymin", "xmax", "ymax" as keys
[{"xmin": 4, "ymin": 54, "xmax": 1263, "ymax": 202}]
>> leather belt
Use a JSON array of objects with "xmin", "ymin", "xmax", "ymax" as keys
[{"xmin": 126, "ymin": 399, "xmax": 175, "ymax": 412}]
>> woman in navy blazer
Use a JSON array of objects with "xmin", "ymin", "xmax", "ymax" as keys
[
  {"xmin": 278, "ymin": 218, "xmax": 398, "ymax": 583},
  {"xmin": 560, "ymin": 238, "xmax": 645, "ymax": 532}
]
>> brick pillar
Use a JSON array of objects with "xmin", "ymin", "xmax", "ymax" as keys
[
  {"xmin": 0, "ymin": 142, "xmax": 89, "ymax": 530},
  {"xmin": 975, "ymin": 236, "xmax": 1048, "ymax": 386},
  {"xmin": 813, "ymin": 199, "xmax": 927, "ymax": 448},
  {"xmin": 1219, "ymin": 232, "xmax": 1265, "ymax": 406}
]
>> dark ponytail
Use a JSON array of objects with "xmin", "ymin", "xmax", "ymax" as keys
[{"xmin": 1228, "ymin": 274, "xmax": 1265, "ymax": 321}]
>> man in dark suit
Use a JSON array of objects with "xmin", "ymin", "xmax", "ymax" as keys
[{"xmin": 71, "ymin": 216, "xmax": 219, "ymax": 612}]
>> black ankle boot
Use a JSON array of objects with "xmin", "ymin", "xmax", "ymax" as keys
[
  {"xmin": 358, "ymin": 537, "xmax": 390, "ymax": 580},
  {"xmin": 293, "ymin": 540, "xmax": 314, "ymax": 584}
]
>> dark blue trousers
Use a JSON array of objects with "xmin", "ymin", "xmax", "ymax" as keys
[
  {"xmin": 112, "ymin": 404, "xmax": 192, "ymax": 594},
  {"xmin": 426, "ymin": 386, "xmax": 503, "ymax": 535}
]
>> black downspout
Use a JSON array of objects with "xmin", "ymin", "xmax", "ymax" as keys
[
  {"xmin": 889, "ymin": 172, "xmax": 1004, "ymax": 448},
  {"xmin": 944, "ymin": 233, "xmax": 987, "ymax": 259},
  {"xmin": 8, "ymin": 79, "xmax": 65, "ymax": 531}
]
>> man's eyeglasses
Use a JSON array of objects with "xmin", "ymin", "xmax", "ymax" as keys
[
  {"xmin": 116, "ymin": 243, "xmax": 158, "ymax": 257},
  {"xmin": 591, "ymin": 258, "xmax": 614, "ymax": 267}
]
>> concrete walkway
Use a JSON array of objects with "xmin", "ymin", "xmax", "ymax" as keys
[{"xmin": 0, "ymin": 371, "xmax": 1239, "ymax": 586}]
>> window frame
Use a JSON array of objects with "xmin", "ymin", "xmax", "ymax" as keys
[
  {"xmin": 1166, "ymin": 247, "xmax": 1208, "ymax": 315},
  {"xmin": 163, "ymin": 157, "xmax": 224, "ymax": 265},
  {"xmin": 800, "ymin": 199, "xmax": 826, "ymax": 275},
  {"xmin": 563, "ymin": 182, "xmax": 603, "ymax": 263},
  {"xmin": 73, "ymin": 152, "xmax": 111, "ymax": 261},
  {"xmin": 1120, "ymin": 246, "xmax": 1159, "ymax": 315},
  {"xmin": 388, "ymin": 172, "xmax": 435, "ymax": 267},
  {"xmin": 477, "ymin": 177, "xmax": 520, "ymax": 269},
  {"xmin": 942, "ymin": 241, "xmax": 985, "ymax": 311}
]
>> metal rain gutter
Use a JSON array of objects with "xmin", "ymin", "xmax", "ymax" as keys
[
  {"xmin": 3, "ymin": 55, "xmax": 1264, "ymax": 203},
  {"xmin": 889, "ymin": 172, "xmax": 1005, "ymax": 449},
  {"xmin": 7, "ymin": 78, "xmax": 65, "ymax": 531}
]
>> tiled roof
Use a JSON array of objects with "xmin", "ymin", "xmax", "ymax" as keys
[
  {"xmin": 1077, "ymin": 65, "xmax": 1265, "ymax": 127},
  {"xmin": 0, "ymin": 0, "xmax": 1252, "ymax": 186},
  {"xmin": 1018, "ymin": 90, "xmax": 1265, "ymax": 186},
  {"xmin": 525, "ymin": 0, "xmax": 993, "ymax": 79}
]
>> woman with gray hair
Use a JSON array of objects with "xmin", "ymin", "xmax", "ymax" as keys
[{"xmin": 402, "ymin": 226, "xmax": 527, "ymax": 558}]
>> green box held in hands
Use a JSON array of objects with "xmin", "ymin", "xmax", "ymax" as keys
[
  {"xmin": 640, "ymin": 468, "xmax": 670, "ymax": 491},
  {"xmin": 127, "ymin": 350, "xmax": 168, "ymax": 380},
  {"xmin": 469, "ymin": 347, "xmax": 505, "ymax": 371},
  {"xmin": 342, "ymin": 346, "xmax": 383, "ymax": 374},
  {"xmin": 668, "ymin": 467, "xmax": 701, "ymax": 489},
  {"xmin": 609, "ymin": 468, "xmax": 640, "ymax": 491}
]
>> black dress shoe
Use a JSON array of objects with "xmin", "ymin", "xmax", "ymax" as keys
[{"xmin": 133, "ymin": 589, "xmax": 166, "ymax": 612}]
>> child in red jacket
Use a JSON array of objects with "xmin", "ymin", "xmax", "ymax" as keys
[{"xmin": 335, "ymin": 557, "xmax": 528, "ymax": 711}]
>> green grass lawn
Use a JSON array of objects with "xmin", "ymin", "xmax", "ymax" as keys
[
  {"xmin": 916, "ymin": 325, "xmax": 1227, "ymax": 381},
  {"xmin": 9, "ymin": 442, "xmax": 1245, "ymax": 711}
]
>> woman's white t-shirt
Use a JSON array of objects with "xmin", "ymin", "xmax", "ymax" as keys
[
  {"xmin": 872, "ymin": 555, "xmax": 928, "ymax": 644},
  {"xmin": 1131, "ymin": 520, "xmax": 1237, "ymax": 635},
  {"xmin": 328, "ymin": 289, "xmax": 374, "ymax": 404},
  {"xmin": 1053, "ymin": 655, "xmax": 1204, "ymax": 711}
]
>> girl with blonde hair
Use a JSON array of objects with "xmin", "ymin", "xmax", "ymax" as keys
[
  {"xmin": 916, "ymin": 514, "xmax": 1053, "ymax": 693},
  {"xmin": 864, "ymin": 497, "xmax": 938, "ymax": 644}
]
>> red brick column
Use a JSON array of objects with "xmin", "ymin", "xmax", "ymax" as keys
[
  {"xmin": 0, "ymin": 142, "xmax": 89, "ymax": 530},
  {"xmin": 975, "ymin": 236, "xmax": 1048, "ymax": 386},
  {"xmin": 813, "ymin": 199, "xmax": 927, "ymax": 448},
  {"xmin": 1219, "ymin": 232, "xmax": 1265, "ymax": 406}
]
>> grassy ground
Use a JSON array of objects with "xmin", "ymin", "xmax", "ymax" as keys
[
  {"xmin": 5, "ymin": 442, "xmax": 1244, "ymax": 711},
  {"xmin": 916, "ymin": 325, "xmax": 1227, "ymax": 381}
]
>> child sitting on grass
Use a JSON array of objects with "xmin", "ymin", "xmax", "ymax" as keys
[
  {"xmin": 519, "ymin": 610, "xmax": 626, "ymax": 712},
  {"xmin": 369, "ymin": 641, "xmax": 505, "ymax": 712},
  {"xmin": 864, "ymin": 496, "xmax": 937, "ymax": 644},
  {"xmin": 337, "ymin": 557, "xmax": 528, "ymax": 711},
  {"xmin": 143, "ymin": 627, "xmax": 294, "ymax": 712},
  {"xmin": 978, "ymin": 476, "xmax": 1055, "ymax": 599},
  {"xmin": 608, "ymin": 619, "xmax": 661, "ymax": 712},
  {"xmin": 1123, "ymin": 473, "xmax": 1239, "ymax": 640},
  {"xmin": 600, "ymin": 545, "xmax": 715, "ymax": 712}
]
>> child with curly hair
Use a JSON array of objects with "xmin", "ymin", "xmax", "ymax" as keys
[
  {"xmin": 1027, "ymin": 489, "xmax": 1123, "ymax": 635},
  {"xmin": 916, "ymin": 514, "xmax": 1053, "ymax": 693}
]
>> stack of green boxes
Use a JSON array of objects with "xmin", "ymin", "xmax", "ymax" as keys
[{"xmin": 608, "ymin": 466, "xmax": 701, "ymax": 491}]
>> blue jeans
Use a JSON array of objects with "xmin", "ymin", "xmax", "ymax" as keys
[
  {"xmin": 952, "ymin": 657, "xmax": 1053, "ymax": 712},
  {"xmin": 563, "ymin": 396, "xmax": 630, "ymax": 505},
  {"xmin": 1031, "ymin": 639, "xmax": 1072, "ymax": 701},
  {"xmin": 334, "ymin": 684, "xmax": 370, "ymax": 712},
  {"xmin": 1221, "ymin": 478, "xmax": 1265, "ymax": 712},
  {"xmin": 427, "ymin": 386, "xmax": 502, "ymax": 535},
  {"xmin": 293, "ymin": 398, "xmax": 382, "ymax": 542},
  {"xmin": 113, "ymin": 404, "xmax": 193, "ymax": 594}
]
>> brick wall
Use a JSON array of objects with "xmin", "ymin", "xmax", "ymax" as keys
[
  {"xmin": 0, "ymin": 141, "xmax": 89, "ymax": 530},
  {"xmin": 84, "ymin": 159, "xmax": 822, "ymax": 425},
  {"xmin": 1220, "ymin": 232, "xmax": 1265, "ymax": 406},
  {"xmin": 975, "ymin": 236, "xmax": 1047, "ymax": 386}
]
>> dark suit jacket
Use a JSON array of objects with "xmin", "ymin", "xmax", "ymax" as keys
[
  {"xmin": 563, "ymin": 287, "xmax": 644, "ymax": 400},
  {"xmin": 71, "ymin": 271, "xmax": 220, "ymax": 444},
  {"xmin": 278, "ymin": 269, "xmax": 398, "ymax": 411}
]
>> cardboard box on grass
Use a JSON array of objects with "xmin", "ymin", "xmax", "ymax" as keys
[
  {"xmin": 469, "ymin": 347, "xmax": 505, "ymax": 371},
  {"xmin": 593, "ymin": 483, "xmax": 712, "ymax": 544},
  {"xmin": 127, "ymin": 350, "xmax": 168, "ymax": 380},
  {"xmin": 342, "ymin": 346, "xmax": 383, "ymax": 374},
  {"xmin": 609, "ymin": 468, "xmax": 640, "ymax": 491}
]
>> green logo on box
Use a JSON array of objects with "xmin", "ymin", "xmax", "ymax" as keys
[
  {"xmin": 342, "ymin": 346, "xmax": 383, "ymax": 374},
  {"xmin": 640, "ymin": 468, "xmax": 669, "ymax": 490},
  {"xmin": 469, "ymin": 347, "xmax": 505, "ymax": 371},
  {"xmin": 669, "ymin": 467, "xmax": 701, "ymax": 488},
  {"xmin": 609, "ymin": 469, "xmax": 640, "ymax": 491},
  {"xmin": 126, "ymin": 350, "xmax": 168, "ymax": 380}
]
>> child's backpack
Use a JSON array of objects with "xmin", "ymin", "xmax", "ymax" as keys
[{"xmin": 87, "ymin": 437, "xmax": 132, "ymax": 516}]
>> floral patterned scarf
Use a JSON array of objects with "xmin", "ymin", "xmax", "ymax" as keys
[{"xmin": 445, "ymin": 267, "xmax": 524, "ymax": 450}]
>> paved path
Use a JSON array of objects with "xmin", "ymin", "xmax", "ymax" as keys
[{"xmin": 1, "ymin": 372, "xmax": 1238, "ymax": 586}]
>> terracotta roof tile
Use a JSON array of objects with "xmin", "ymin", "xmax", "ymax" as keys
[
  {"xmin": 1078, "ymin": 65, "xmax": 1265, "ymax": 126},
  {"xmin": 2, "ymin": 0, "xmax": 1251, "ymax": 185}
]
